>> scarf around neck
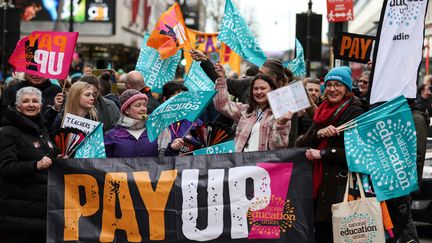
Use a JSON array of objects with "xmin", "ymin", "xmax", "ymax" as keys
[
  {"xmin": 311, "ymin": 96, "xmax": 351, "ymax": 199},
  {"xmin": 118, "ymin": 115, "xmax": 146, "ymax": 130}
]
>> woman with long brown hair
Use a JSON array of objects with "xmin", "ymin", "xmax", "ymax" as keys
[{"xmin": 213, "ymin": 63, "xmax": 292, "ymax": 152}]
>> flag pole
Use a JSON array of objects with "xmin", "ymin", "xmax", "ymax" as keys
[
  {"xmin": 62, "ymin": 79, "xmax": 68, "ymax": 93},
  {"xmin": 181, "ymin": 122, "xmax": 195, "ymax": 139}
]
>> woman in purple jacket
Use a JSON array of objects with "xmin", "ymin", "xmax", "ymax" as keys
[{"xmin": 104, "ymin": 89, "xmax": 183, "ymax": 157}]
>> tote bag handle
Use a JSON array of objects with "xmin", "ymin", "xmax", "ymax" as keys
[{"xmin": 343, "ymin": 172, "xmax": 366, "ymax": 202}]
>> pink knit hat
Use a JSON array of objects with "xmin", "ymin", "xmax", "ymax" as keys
[{"xmin": 120, "ymin": 89, "xmax": 148, "ymax": 114}]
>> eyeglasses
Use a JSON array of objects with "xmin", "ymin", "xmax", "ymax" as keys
[
  {"xmin": 359, "ymin": 79, "xmax": 369, "ymax": 85},
  {"xmin": 325, "ymin": 82, "xmax": 344, "ymax": 90}
]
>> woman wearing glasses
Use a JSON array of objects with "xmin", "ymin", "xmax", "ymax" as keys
[
  {"xmin": 358, "ymin": 71, "xmax": 370, "ymax": 98},
  {"xmin": 296, "ymin": 66, "xmax": 365, "ymax": 242}
]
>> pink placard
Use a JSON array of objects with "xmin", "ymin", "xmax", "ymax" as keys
[
  {"xmin": 9, "ymin": 31, "xmax": 79, "ymax": 80},
  {"xmin": 248, "ymin": 162, "xmax": 294, "ymax": 239}
]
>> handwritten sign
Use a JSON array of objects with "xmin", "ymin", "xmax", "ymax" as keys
[
  {"xmin": 62, "ymin": 113, "xmax": 101, "ymax": 134},
  {"xmin": 267, "ymin": 81, "xmax": 310, "ymax": 119}
]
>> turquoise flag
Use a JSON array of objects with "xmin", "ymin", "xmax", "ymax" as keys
[
  {"xmin": 193, "ymin": 140, "xmax": 235, "ymax": 155},
  {"xmin": 350, "ymin": 96, "xmax": 406, "ymax": 126},
  {"xmin": 344, "ymin": 97, "xmax": 418, "ymax": 201},
  {"xmin": 283, "ymin": 39, "xmax": 306, "ymax": 76},
  {"xmin": 136, "ymin": 33, "xmax": 181, "ymax": 94},
  {"xmin": 184, "ymin": 61, "xmax": 215, "ymax": 92},
  {"xmin": 74, "ymin": 123, "xmax": 106, "ymax": 159},
  {"xmin": 217, "ymin": 0, "xmax": 267, "ymax": 67},
  {"xmin": 146, "ymin": 91, "xmax": 216, "ymax": 142}
]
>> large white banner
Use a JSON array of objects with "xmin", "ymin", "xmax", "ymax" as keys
[{"xmin": 370, "ymin": 0, "xmax": 428, "ymax": 104}]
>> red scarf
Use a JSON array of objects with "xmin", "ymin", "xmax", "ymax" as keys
[{"xmin": 311, "ymin": 96, "xmax": 351, "ymax": 198}]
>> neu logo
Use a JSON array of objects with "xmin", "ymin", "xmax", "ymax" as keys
[
  {"xmin": 387, "ymin": 0, "xmax": 424, "ymax": 26},
  {"xmin": 344, "ymin": 115, "xmax": 417, "ymax": 200},
  {"xmin": 339, "ymin": 213, "xmax": 378, "ymax": 243}
]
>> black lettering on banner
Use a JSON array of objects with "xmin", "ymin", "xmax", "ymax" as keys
[{"xmin": 47, "ymin": 149, "xmax": 313, "ymax": 243}]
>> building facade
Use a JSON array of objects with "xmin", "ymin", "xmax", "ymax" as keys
[{"xmin": 18, "ymin": 0, "xmax": 205, "ymax": 70}]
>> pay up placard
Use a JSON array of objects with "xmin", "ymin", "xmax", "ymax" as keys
[{"xmin": 267, "ymin": 81, "xmax": 310, "ymax": 119}]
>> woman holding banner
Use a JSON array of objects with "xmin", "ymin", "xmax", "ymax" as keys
[
  {"xmin": 104, "ymin": 89, "xmax": 183, "ymax": 157},
  {"xmin": 296, "ymin": 66, "xmax": 365, "ymax": 242},
  {"xmin": 0, "ymin": 87, "xmax": 59, "ymax": 243},
  {"xmin": 51, "ymin": 81, "xmax": 98, "ymax": 131},
  {"xmin": 213, "ymin": 64, "xmax": 292, "ymax": 152}
]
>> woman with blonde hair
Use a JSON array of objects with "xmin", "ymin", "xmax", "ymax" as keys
[{"xmin": 51, "ymin": 81, "xmax": 97, "ymax": 130}]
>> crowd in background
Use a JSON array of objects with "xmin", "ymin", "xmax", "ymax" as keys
[{"xmin": 0, "ymin": 50, "xmax": 430, "ymax": 243}]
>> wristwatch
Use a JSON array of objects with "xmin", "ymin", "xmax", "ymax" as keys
[{"xmin": 319, "ymin": 149, "xmax": 326, "ymax": 158}]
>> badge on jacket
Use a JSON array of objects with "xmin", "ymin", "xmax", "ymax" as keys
[
  {"xmin": 33, "ymin": 141, "xmax": 41, "ymax": 148},
  {"xmin": 47, "ymin": 141, "xmax": 54, "ymax": 149}
]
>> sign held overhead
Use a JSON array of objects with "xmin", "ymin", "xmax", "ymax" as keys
[{"xmin": 333, "ymin": 32, "xmax": 375, "ymax": 64}]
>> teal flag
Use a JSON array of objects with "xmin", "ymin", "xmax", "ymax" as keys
[
  {"xmin": 184, "ymin": 61, "xmax": 215, "ymax": 91},
  {"xmin": 344, "ymin": 96, "xmax": 418, "ymax": 201},
  {"xmin": 136, "ymin": 33, "xmax": 181, "ymax": 94},
  {"xmin": 193, "ymin": 140, "xmax": 235, "ymax": 155},
  {"xmin": 74, "ymin": 123, "xmax": 106, "ymax": 159},
  {"xmin": 217, "ymin": 0, "xmax": 267, "ymax": 67},
  {"xmin": 284, "ymin": 39, "xmax": 306, "ymax": 76},
  {"xmin": 350, "ymin": 96, "xmax": 406, "ymax": 126},
  {"xmin": 146, "ymin": 91, "xmax": 216, "ymax": 142}
]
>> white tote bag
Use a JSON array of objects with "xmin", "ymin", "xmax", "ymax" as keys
[{"xmin": 331, "ymin": 173, "xmax": 385, "ymax": 243}]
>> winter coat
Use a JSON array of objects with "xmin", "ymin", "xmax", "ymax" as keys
[
  {"xmin": 104, "ymin": 126, "xmax": 176, "ymax": 157},
  {"xmin": 200, "ymin": 59, "xmax": 297, "ymax": 146},
  {"xmin": 95, "ymin": 96, "xmax": 120, "ymax": 132},
  {"xmin": 200, "ymin": 59, "xmax": 252, "ymax": 103},
  {"xmin": 0, "ymin": 107, "xmax": 58, "ymax": 234},
  {"xmin": 213, "ymin": 78, "xmax": 290, "ymax": 152},
  {"xmin": 296, "ymin": 97, "xmax": 364, "ymax": 222}
]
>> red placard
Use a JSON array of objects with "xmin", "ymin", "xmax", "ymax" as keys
[{"xmin": 327, "ymin": 0, "xmax": 354, "ymax": 22}]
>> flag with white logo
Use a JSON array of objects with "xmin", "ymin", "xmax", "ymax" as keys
[{"xmin": 369, "ymin": 0, "xmax": 428, "ymax": 104}]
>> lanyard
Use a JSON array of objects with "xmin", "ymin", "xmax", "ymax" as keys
[
  {"xmin": 329, "ymin": 98, "xmax": 351, "ymax": 124},
  {"xmin": 256, "ymin": 110, "xmax": 265, "ymax": 123}
]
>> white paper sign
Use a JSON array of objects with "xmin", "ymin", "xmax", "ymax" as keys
[
  {"xmin": 267, "ymin": 81, "xmax": 311, "ymax": 119},
  {"xmin": 62, "ymin": 113, "xmax": 101, "ymax": 134}
]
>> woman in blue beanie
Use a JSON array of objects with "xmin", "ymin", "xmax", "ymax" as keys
[{"xmin": 296, "ymin": 66, "xmax": 365, "ymax": 242}]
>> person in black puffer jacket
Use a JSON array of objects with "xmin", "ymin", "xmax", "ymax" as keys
[
  {"xmin": 0, "ymin": 73, "xmax": 64, "ymax": 126},
  {"xmin": 0, "ymin": 87, "xmax": 59, "ymax": 243}
]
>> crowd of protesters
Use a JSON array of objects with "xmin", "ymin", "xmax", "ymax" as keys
[{"xmin": 0, "ymin": 50, "xmax": 430, "ymax": 243}]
